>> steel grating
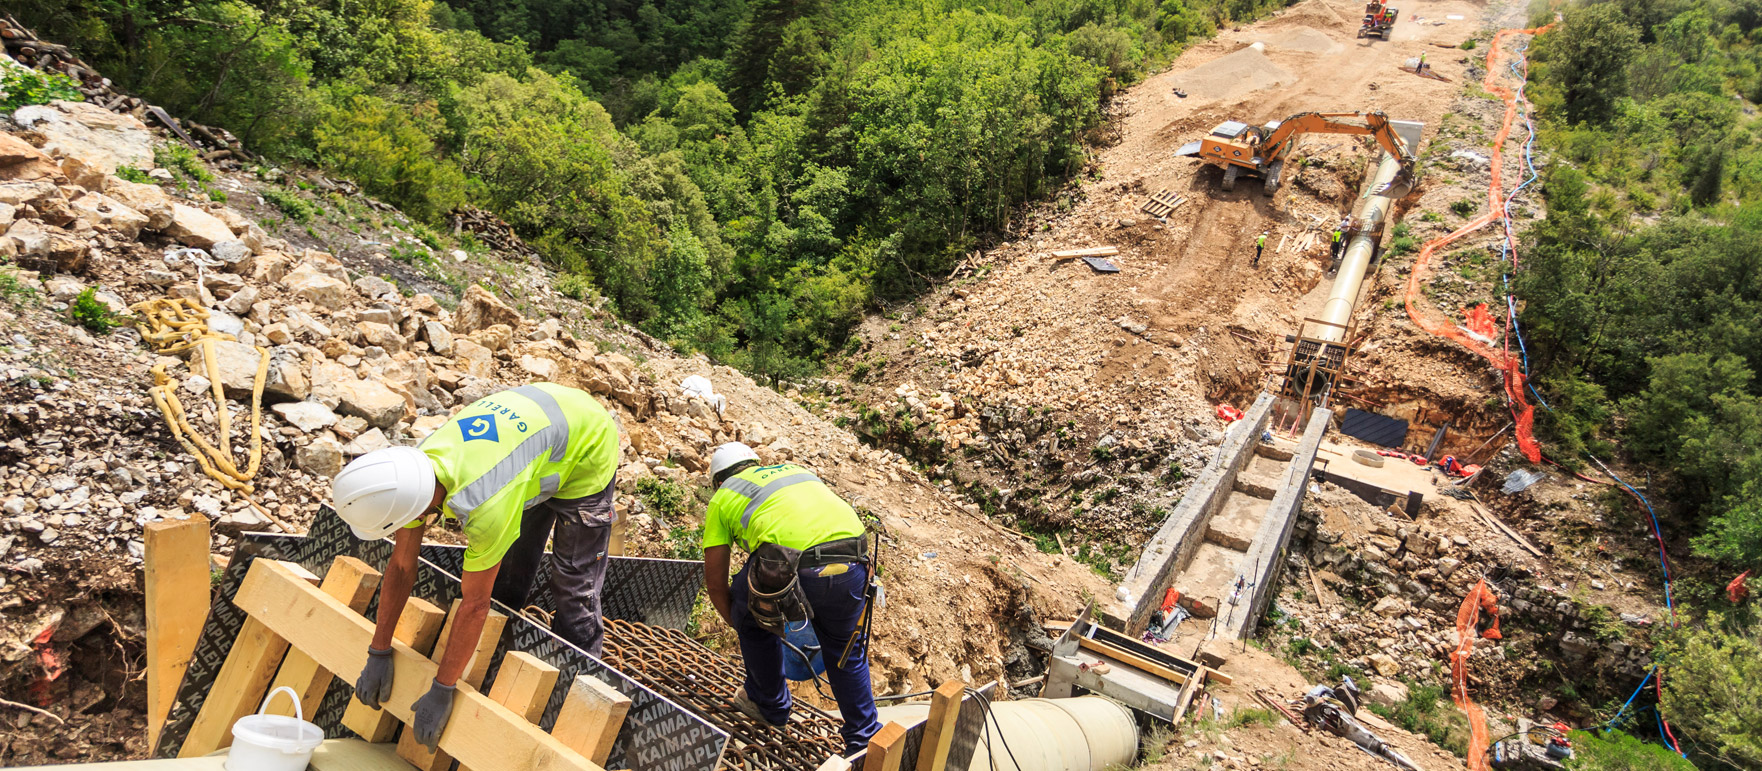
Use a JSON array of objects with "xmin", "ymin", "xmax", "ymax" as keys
[{"xmin": 604, "ymin": 619, "xmax": 847, "ymax": 771}]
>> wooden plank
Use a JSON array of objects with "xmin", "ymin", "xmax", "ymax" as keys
[
  {"xmin": 266, "ymin": 557, "xmax": 381, "ymax": 719},
  {"xmin": 862, "ymin": 722, "xmax": 909, "ymax": 771},
  {"xmin": 1203, "ymin": 667, "xmax": 1233, "ymax": 686},
  {"xmin": 180, "ymin": 562, "xmax": 320, "ymax": 757},
  {"xmin": 914, "ymin": 681, "xmax": 966, "ymax": 771},
  {"xmin": 400, "ymin": 599, "xmax": 511, "ymax": 771},
  {"xmin": 1471, "ymin": 501, "xmax": 1544, "ymax": 557},
  {"xmin": 1170, "ymin": 671, "xmax": 1200, "ymax": 724},
  {"xmin": 456, "ymin": 652, "xmax": 562, "ymax": 771},
  {"xmin": 232, "ymin": 560, "xmax": 600, "ymax": 771},
  {"xmin": 1077, "ymin": 637, "xmax": 1188, "ymax": 685},
  {"xmin": 144, "ymin": 516, "xmax": 211, "ymax": 754},
  {"xmin": 1050, "ymin": 246, "xmax": 1119, "ymax": 260},
  {"xmin": 341, "ymin": 597, "xmax": 447, "ymax": 742},
  {"xmin": 551, "ymin": 675, "xmax": 632, "ymax": 766}
]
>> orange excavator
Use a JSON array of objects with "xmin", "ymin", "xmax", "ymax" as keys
[
  {"xmin": 1174, "ymin": 110, "xmax": 1419, "ymax": 196},
  {"xmin": 1359, "ymin": 1, "xmax": 1398, "ymax": 40}
]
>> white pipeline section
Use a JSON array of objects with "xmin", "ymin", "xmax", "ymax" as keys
[
  {"xmin": 1315, "ymin": 120, "xmax": 1424, "ymax": 343},
  {"xmin": 876, "ymin": 696, "xmax": 1139, "ymax": 771}
]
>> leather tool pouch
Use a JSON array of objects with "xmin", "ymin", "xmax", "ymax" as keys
[{"xmin": 747, "ymin": 542, "xmax": 813, "ymax": 637}]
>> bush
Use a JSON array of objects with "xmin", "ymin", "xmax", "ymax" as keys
[
  {"xmin": 114, "ymin": 166, "xmax": 154, "ymax": 184},
  {"xmin": 1460, "ymin": 39, "xmax": 1478, "ymax": 50},
  {"xmin": 1657, "ymin": 615, "xmax": 1762, "ymax": 767},
  {"xmin": 155, "ymin": 144, "xmax": 215, "ymax": 184},
  {"xmin": 635, "ymin": 476, "xmax": 696, "ymax": 524},
  {"xmin": 69, "ymin": 288, "xmax": 119, "ymax": 335},
  {"xmin": 261, "ymin": 186, "xmax": 321, "ymax": 224},
  {"xmin": 1566, "ymin": 729, "xmax": 1694, "ymax": 770},
  {"xmin": 0, "ymin": 67, "xmax": 83, "ymax": 110},
  {"xmin": 1450, "ymin": 199, "xmax": 1477, "ymax": 217}
]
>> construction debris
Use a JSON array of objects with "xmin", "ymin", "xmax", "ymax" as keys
[{"xmin": 1050, "ymin": 246, "xmax": 1119, "ymax": 260}]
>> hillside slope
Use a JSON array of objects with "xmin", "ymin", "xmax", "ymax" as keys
[{"xmin": 0, "ymin": 98, "xmax": 1106, "ymax": 763}]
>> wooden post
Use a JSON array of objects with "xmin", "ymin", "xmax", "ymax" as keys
[
  {"xmin": 144, "ymin": 516, "xmax": 211, "ymax": 754},
  {"xmin": 180, "ymin": 561, "xmax": 320, "ymax": 757},
  {"xmin": 265, "ymin": 557, "xmax": 381, "ymax": 718},
  {"xmin": 231, "ymin": 560, "xmax": 599, "ymax": 771},
  {"xmin": 551, "ymin": 675, "xmax": 632, "ymax": 766},
  {"xmin": 340, "ymin": 597, "xmax": 447, "ymax": 742},
  {"xmin": 863, "ymin": 722, "xmax": 909, "ymax": 771},
  {"xmin": 914, "ymin": 681, "xmax": 966, "ymax": 771},
  {"xmin": 399, "ymin": 598, "xmax": 510, "ymax": 770}
]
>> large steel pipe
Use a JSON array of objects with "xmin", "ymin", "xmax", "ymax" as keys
[
  {"xmin": 1316, "ymin": 121, "xmax": 1424, "ymax": 343},
  {"xmin": 876, "ymin": 696, "xmax": 1139, "ymax": 771}
]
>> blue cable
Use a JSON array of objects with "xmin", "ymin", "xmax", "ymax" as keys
[{"xmin": 1602, "ymin": 666, "xmax": 1655, "ymax": 730}]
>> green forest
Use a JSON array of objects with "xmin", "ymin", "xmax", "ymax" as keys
[
  {"xmin": 1520, "ymin": 3, "xmax": 1762, "ymax": 765},
  {"xmin": 16, "ymin": 0, "xmax": 1295, "ymax": 380}
]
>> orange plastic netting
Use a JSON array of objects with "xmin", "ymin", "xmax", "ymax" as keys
[
  {"xmin": 1453, "ymin": 579, "xmax": 1502, "ymax": 771},
  {"xmin": 1401, "ymin": 24, "xmax": 1555, "ymax": 463}
]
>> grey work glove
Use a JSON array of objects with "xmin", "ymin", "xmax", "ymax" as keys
[
  {"xmin": 353, "ymin": 647, "xmax": 395, "ymax": 710},
  {"xmin": 411, "ymin": 679, "xmax": 457, "ymax": 751}
]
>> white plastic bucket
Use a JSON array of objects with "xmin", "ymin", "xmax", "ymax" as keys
[{"xmin": 226, "ymin": 686, "xmax": 323, "ymax": 770}]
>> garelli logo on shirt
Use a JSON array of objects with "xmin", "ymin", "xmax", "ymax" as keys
[{"xmin": 461, "ymin": 414, "xmax": 500, "ymax": 442}]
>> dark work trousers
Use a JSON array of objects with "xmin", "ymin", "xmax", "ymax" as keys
[
  {"xmin": 490, "ymin": 476, "xmax": 615, "ymax": 657},
  {"xmin": 731, "ymin": 560, "xmax": 880, "ymax": 756},
  {"xmin": 1253, "ymin": 244, "xmax": 1264, "ymax": 266}
]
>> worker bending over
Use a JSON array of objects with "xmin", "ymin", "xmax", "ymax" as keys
[
  {"xmin": 702, "ymin": 443, "xmax": 881, "ymax": 756},
  {"xmin": 332, "ymin": 383, "xmax": 620, "ymax": 750}
]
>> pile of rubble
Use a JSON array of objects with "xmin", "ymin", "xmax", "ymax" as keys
[{"xmin": 1272, "ymin": 481, "xmax": 1653, "ymax": 706}]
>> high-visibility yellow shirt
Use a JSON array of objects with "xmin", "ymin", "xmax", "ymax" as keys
[
  {"xmin": 416, "ymin": 383, "xmax": 620, "ymax": 571},
  {"xmin": 702, "ymin": 463, "xmax": 864, "ymax": 552},
  {"xmin": 1257, "ymin": 235, "xmax": 1267, "ymax": 246}
]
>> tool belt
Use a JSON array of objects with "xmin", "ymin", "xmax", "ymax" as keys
[{"xmin": 746, "ymin": 536, "xmax": 871, "ymax": 638}]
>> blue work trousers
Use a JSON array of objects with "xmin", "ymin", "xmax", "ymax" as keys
[{"xmin": 731, "ymin": 560, "xmax": 880, "ymax": 756}]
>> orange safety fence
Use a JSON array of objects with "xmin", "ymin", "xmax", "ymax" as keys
[
  {"xmin": 1402, "ymin": 23, "xmax": 1555, "ymax": 463},
  {"xmin": 1453, "ymin": 579, "xmax": 1501, "ymax": 771}
]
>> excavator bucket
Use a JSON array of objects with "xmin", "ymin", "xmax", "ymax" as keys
[
  {"xmin": 1373, "ymin": 163, "xmax": 1416, "ymax": 198},
  {"xmin": 1175, "ymin": 140, "xmax": 1204, "ymax": 157}
]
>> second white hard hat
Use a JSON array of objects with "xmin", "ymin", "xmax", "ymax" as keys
[
  {"xmin": 710, "ymin": 442, "xmax": 760, "ymax": 477},
  {"xmin": 332, "ymin": 447, "xmax": 437, "ymax": 540}
]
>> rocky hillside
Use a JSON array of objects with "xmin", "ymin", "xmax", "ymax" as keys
[{"xmin": 0, "ymin": 98, "xmax": 1109, "ymax": 763}]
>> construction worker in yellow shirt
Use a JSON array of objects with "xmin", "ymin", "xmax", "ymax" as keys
[
  {"xmin": 701, "ymin": 442, "xmax": 880, "ymax": 756},
  {"xmin": 330, "ymin": 383, "xmax": 620, "ymax": 751}
]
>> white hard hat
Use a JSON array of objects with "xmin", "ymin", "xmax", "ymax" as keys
[
  {"xmin": 332, "ymin": 447, "xmax": 437, "ymax": 540},
  {"xmin": 710, "ymin": 442, "xmax": 760, "ymax": 478}
]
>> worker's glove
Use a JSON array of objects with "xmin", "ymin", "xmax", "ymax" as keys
[
  {"xmin": 411, "ymin": 679, "xmax": 457, "ymax": 751},
  {"xmin": 353, "ymin": 647, "xmax": 395, "ymax": 710}
]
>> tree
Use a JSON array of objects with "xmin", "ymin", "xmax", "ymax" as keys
[
  {"xmin": 1657, "ymin": 616, "xmax": 1762, "ymax": 768},
  {"xmin": 1565, "ymin": 729, "xmax": 1694, "ymax": 771},
  {"xmin": 311, "ymin": 91, "xmax": 465, "ymax": 221},
  {"xmin": 1543, "ymin": 4, "xmax": 1641, "ymax": 124}
]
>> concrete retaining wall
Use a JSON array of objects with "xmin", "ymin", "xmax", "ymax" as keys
[
  {"xmin": 1223, "ymin": 406, "xmax": 1331, "ymax": 639},
  {"xmin": 1107, "ymin": 393, "xmax": 1275, "ymax": 634}
]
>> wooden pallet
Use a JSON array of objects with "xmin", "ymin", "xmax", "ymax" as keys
[{"xmin": 1140, "ymin": 189, "xmax": 1185, "ymax": 218}]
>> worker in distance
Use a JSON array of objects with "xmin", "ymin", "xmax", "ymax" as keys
[
  {"xmin": 331, "ymin": 383, "xmax": 620, "ymax": 750},
  {"xmin": 701, "ymin": 442, "xmax": 882, "ymax": 756}
]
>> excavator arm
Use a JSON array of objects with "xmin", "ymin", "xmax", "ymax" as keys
[{"xmin": 1259, "ymin": 111, "xmax": 1417, "ymax": 195}]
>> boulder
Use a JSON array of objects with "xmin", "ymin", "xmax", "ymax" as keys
[
  {"xmin": 101, "ymin": 178, "xmax": 173, "ymax": 230},
  {"xmin": 353, "ymin": 275, "xmax": 398, "ymax": 300},
  {"xmin": 355, "ymin": 321, "xmax": 406, "ymax": 354},
  {"xmin": 518, "ymin": 354, "xmax": 558, "ymax": 381},
  {"xmin": 308, "ymin": 359, "xmax": 359, "ymax": 409},
  {"xmin": 261, "ymin": 322, "xmax": 292, "ymax": 345},
  {"xmin": 165, "ymin": 204, "xmax": 234, "ymax": 248},
  {"xmin": 264, "ymin": 351, "xmax": 311, "ymax": 401},
  {"xmin": 68, "ymin": 192, "xmax": 149, "ymax": 239},
  {"xmin": 220, "ymin": 285, "xmax": 259, "ymax": 316},
  {"xmin": 467, "ymin": 323, "xmax": 513, "ymax": 352},
  {"xmin": 295, "ymin": 435, "xmax": 345, "ymax": 478},
  {"xmin": 454, "ymin": 284, "xmax": 522, "ymax": 334},
  {"xmin": 0, "ymin": 133, "xmax": 64, "ymax": 183},
  {"xmin": 409, "ymin": 414, "xmax": 448, "ymax": 441},
  {"xmin": 1372, "ymin": 596, "xmax": 1405, "ymax": 617},
  {"xmin": 332, "ymin": 415, "xmax": 369, "ymax": 441},
  {"xmin": 187, "ymin": 340, "xmax": 263, "ymax": 399},
  {"xmin": 282, "ymin": 262, "xmax": 352, "ymax": 310},
  {"xmin": 7, "ymin": 219, "xmax": 87, "ymax": 273},
  {"xmin": 334, "ymin": 379, "xmax": 408, "ymax": 429},
  {"xmin": 1367, "ymin": 653, "xmax": 1402, "ymax": 677},
  {"xmin": 14, "ymin": 101, "xmax": 155, "ymax": 173},
  {"xmin": 272, "ymin": 401, "xmax": 340, "ymax": 433},
  {"xmin": 529, "ymin": 317, "xmax": 562, "ymax": 341},
  {"xmin": 454, "ymin": 339, "xmax": 495, "ymax": 379},
  {"xmin": 1366, "ymin": 681, "xmax": 1410, "ymax": 708},
  {"xmin": 210, "ymin": 240, "xmax": 254, "ymax": 274},
  {"xmin": 423, "ymin": 321, "xmax": 454, "ymax": 356},
  {"xmin": 251, "ymin": 251, "xmax": 292, "ymax": 284},
  {"xmin": 0, "ymin": 180, "xmax": 60, "ymax": 207},
  {"xmin": 59, "ymin": 156, "xmax": 107, "ymax": 190},
  {"xmin": 342, "ymin": 428, "xmax": 392, "ymax": 456},
  {"xmin": 202, "ymin": 272, "xmax": 246, "ymax": 300}
]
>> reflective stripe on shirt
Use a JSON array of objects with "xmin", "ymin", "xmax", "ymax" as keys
[
  {"xmin": 446, "ymin": 387, "xmax": 571, "ymax": 524},
  {"xmin": 717, "ymin": 471, "xmax": 823, "ymax": 548}
]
